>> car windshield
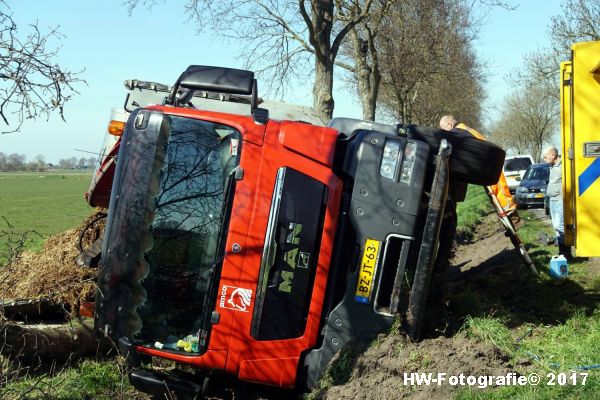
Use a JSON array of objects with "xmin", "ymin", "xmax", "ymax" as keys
[
  {"xmin": 504, "ymin": 157, "xmax": 532, "ymax": 172},
  {"xmin": 134, "ymin": 115, "xmax": 241, "ymax": 352},
  {"xmin": 524, "ymin": 165, "xmax": 549, "ymax": 180}
]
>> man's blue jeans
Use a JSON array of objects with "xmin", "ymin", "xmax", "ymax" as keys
[{"xmin": 549, "ymin": 197, "xmax": 564, "ymax": 245}]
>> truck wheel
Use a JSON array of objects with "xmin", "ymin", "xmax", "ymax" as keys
[{"xmin": 405, "ymin": 125, "xmax": 505, "ymax": 186}]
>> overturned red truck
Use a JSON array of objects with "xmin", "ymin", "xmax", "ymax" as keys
[{"xmin": 85, "ymin": 66, "xmax": 504, "ymax": 397}]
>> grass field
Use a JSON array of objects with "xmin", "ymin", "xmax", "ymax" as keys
[{"xmin": 0, "ymin": 171, "xmax": 95, "ymax": 255}]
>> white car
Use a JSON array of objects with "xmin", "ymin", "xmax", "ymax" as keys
[{"xmin": 503, "ymin": 155, "xmax": 534, "ymax": 193}]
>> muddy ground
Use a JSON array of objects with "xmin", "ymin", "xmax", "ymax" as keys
[
  {"xmin": 316, "ymin": 209, "xmax": 600, "ymax": 400},
  {"xmin": 314, "ymin": 213, "xmax": 522, "ymax": 400}
]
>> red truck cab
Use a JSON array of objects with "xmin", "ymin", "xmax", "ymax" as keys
[{"xmin": 93, "ymin": 66, "xmax": 505, "ymax": 397}]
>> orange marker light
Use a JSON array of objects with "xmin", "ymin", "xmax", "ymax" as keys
[{"xmin": 108, "ymin": 120, "xmax": 126, "ymax": 136}]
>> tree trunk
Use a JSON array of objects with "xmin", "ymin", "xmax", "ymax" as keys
[
  {"xmin": 313, "ymin": 58, "xmax": 335, "ymax": 122},
  {"xmin": 0, "ymin": 319, "xmax": 111, "ymax": 362},
  {"xmin": 350, "ymin": 29, "xmax": 376, "ymax": 121}
]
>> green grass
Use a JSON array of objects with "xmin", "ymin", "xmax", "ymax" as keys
[
  {"xmin": 0, "ymin": 359, "xmax": 145, "ymax": 400},
  {"xmin": 456, "ymin": 185, "xmax": 493, "ymax": 240},
  {"xmin": 452, "ymin": 206, "xmax": 600, "ymax": 399},
  {"xmin": 456, "ymin": 310, "xmax": 600, "ymax": 399},
  {"xmin": 0, "ymin": 172, "xmax": 94, "ymax": 256},
  {"xmin": 461, "ymin": 315, "xmax": 514, "ymax": 354},
  {"xmin": 0, "ymin": 172, "xmax": 143, "ymax": 400}
]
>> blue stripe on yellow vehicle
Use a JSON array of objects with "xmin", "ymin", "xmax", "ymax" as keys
[{"xmin": 578, "ymin": 158, "xmax": 600, "ymax": 196}]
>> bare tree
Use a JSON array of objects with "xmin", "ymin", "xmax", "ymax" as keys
[
  {"xmin": 126, "ymin": 0, "xmax": 383, "ymax": 121},
  {"xmin": 337, "ymin": 0, "xmax": 512, "ymax": 122},
  {"xmin": 495, "ymin": 0, "xmax": 599, "ymax": 158},
  {"xmin": 5, "ymin": 152, "xmax": 25, "ymax": 171},
  {"xmin": 373, "ymin": 0, "xmax": 485, "ymax": 126},
  {"xmin": 404, "ymin": 46, "xmax": 486, "ymax": 128},
  {"xmin": 28, "ymin": 154, "xmax": 46, "ymax": 171},
  {"xmin": 87, "ymin": 156, "xmax": 97, "ymax": 169},
  {"xmin": 58, "ymin": 157, "xmax": 77, "ymax": 170},
  {"xmin": 512, "ymin": 0, "xmax": 600, "ymax": 101},
  {"xmin": 0, "ymin": 3, "xmax": 84, "ymax": 132},
  {"xmin": 335, "ymin": 1, "xmax": 396, "ymax": 121},
  {"xmin": 490, "ymin": 85, "xmax": 558, "ymax": 161},
  {"xmin": 550, "ymin": 0, "xmax": 600, "ymax": 55}
]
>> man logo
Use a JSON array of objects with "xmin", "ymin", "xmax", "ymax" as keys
[
  {"xmin": 220, "ymin": 285, "xmax": 253, "ymax": 312},
  {"xmin": 279, "ymin": 222, "xmax": 311, "ymax": 293}
]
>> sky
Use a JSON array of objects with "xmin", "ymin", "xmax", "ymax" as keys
[{"xmin": 1, "ymin": 0, "xmax": 565, "ymax": 163}]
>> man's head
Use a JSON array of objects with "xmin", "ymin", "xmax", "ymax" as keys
[
  {"xmin": 439, "ymin": 115, "xmax": 457, "ymax": 131},
  {"xmin": 543, "ymin": 146, "xmax": 559, "ymax": 165}
]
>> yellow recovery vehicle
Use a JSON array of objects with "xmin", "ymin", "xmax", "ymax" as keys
[{"xmin": 561, "ymin": 40, "xmax": 600, "ymax": 257}]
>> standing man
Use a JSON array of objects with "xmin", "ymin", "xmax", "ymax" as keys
[{"xmin": 543, "ymin": 146, "xmax": 572, "ymax": 260}]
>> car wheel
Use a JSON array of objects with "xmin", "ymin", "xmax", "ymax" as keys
[
  {"xmin": 405, "ymin": 125, "xmax": 506, "ymax": 186},
  {"xmin": 544, "ymin": 202, "xmax": 549, "ymax": 215}
]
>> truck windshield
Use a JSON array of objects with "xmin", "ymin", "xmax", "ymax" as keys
[{"xmin": 134, "ymin": 115, "xmax": 241, "ymax": 353}]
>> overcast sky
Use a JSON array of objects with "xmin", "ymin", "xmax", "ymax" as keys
[{"xmin": 1, "ymin": 0, "xmax": 564, "ymax": 163}]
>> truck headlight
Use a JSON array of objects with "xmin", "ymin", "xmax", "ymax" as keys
[
  {"xmin": 380, "ymin": 140, "xmax": 401, "ymax": 180},
  {"xmin": 399, "ymin": 142, "xmax": 417, "ymax": 184}
]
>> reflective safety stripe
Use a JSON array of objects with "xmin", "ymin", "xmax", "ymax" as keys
[{"xmin": 578, "ymin": 158, "xmax": 600, "ymax": 196}]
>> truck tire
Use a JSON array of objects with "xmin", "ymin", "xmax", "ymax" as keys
[{"xmin": 405, "ymin": 125, "xmax": 505, "ymax": 186}]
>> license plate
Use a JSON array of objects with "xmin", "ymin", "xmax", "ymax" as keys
[
  {"xmin": 535, "ymin": 193, "xmax": 544, "ymax": 198},
  {"xmin": 355, "ymin": 239, "xmax": 381, "ymax": 304}
]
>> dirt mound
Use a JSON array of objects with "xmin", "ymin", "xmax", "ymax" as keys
[
  {"xmin": 322, "ymin": 333, "xmax": 513, "ymax": 400},
  {"xmin": 0, "ymin": 211, "xmax": 106, "ymax": 314},
  {"xmin": 319, "ymin": 213, "xmax": 519, "ymax": 400}
]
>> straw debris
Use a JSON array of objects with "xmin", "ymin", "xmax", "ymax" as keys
[{"xmin": 0, "ymin": 211, "xmax": 106, "ymax": 314}]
